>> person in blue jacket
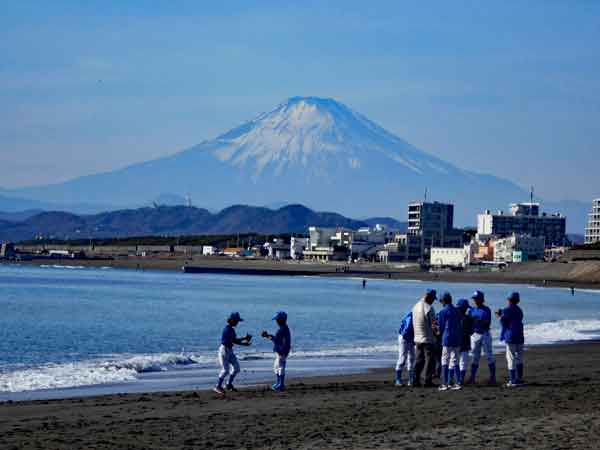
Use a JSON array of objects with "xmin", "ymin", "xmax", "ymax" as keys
[
  {"xmin": 395, "ymin": 311, "xmax": 415, "ymax": 387},
  {"xmin": 467, "ymin": 290, "xmax": 497, "ymax": 385},
  {"xmin": 214, "ymin": 312, "xmax": 252, "ymax": 395},
  {"xmin": 436, "ymin": 292, "xmax": 463, "ymax": 391},
  {"xmin": 261, "ymin": 311, "xmax": 292, "ymax": 392},
  {"xmin": 457, "ymin": 299, "xmax": 475, "ymax": 386},
  {"xmin": 496, "ymin": 292, "xmax": 525, "ymax": 387}
]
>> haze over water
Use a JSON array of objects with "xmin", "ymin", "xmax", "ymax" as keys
[{"xmin": 1, "ymin": 264, "xmax": 600, "ymax": 401}]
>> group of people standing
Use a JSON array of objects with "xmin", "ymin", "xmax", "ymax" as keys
[
  {"xmin": 211, "ymin": 287, "xmax": 525, "ymax": 396},
  {"xmin": 396, "ymin": 289, "xmax": 525, "ymax": 390}
]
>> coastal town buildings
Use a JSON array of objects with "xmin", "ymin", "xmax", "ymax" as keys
[
  {"xmin": 585, "ymin": 198, "xmax": 600, "ymax": 244},
  {"xmin": 407, "ymin": 201, "xmax": 464, "ymax": 261},
  {"xmin": 290, "ymin": 237, "xmax": 309, "ymax": 260},
  {"xmin": 477, "ymin": 202, "xmax": 567, "ymax": 247},
  {"xmin": 493, "ymin": 234, "xmax": 545, "ymax": 263}
]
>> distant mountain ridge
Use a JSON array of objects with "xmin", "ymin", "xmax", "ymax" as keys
[
  {"xmin": 0, "ymin": 204, "xmax": 407, "ymax": 242},
  {"xmin": 1, "ymin": 96, "xmax": 590, "ymax": 231}
]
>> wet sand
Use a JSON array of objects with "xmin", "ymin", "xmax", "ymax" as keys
[{"xmin": 2, "ymin": 342, "xmax": 600, "ymax": 449}]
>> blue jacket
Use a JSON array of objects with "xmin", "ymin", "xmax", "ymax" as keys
[
  {"xmin": 470, "ymin": 305, "xmax": 492, "ymax": 334},
  {"xmin": 273, "ymin": 324, "xmax": 291, "ymax": 356},
  {"xmin": 437, "ymin": 304, "xmax": 462, "ymax": 347},
  {"xmin": 398, "ymin": 312, "xmax": 414, "ymax": 344},
  {"xmin": 500, "ymin": 304, "xmax": 524, "ymax": 344},
  {"xmin": 221, "ymin": 324, "xmax": 237, "ymax": 349}
]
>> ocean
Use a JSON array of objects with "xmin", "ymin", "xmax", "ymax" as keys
[{"xmin": 1, "ymin": 264, "xmax": 599, "ymax": 401}]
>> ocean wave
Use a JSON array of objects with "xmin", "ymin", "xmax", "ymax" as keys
[
  {"xmin": 524, "ymin": 319, "xmax": 600, "ymax": 345},
  {"xmin": 39, "ymin": 264, "xmax": 86, "ymax": 270},
  {"xmin": 0, "ymin": 352, "xmax": 212, "ymax": 393}
]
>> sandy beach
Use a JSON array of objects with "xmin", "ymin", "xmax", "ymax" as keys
[
  {"xmin": 2, "ymin": 342, "xmax": 600, "ymax": 449},
  {"xmin": 6, "ymin": 256, "xmax": 600, "ymax": 290}
]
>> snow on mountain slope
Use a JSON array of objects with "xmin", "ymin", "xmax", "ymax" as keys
[{"xmin": 210, "ymin": 96, "xmax": 458, "ymax": 178}]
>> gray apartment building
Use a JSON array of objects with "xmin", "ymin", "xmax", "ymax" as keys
[
  {"xmin": 407, "ymin": 201, "xmax": 463, "ymax": 260},
  {"xmin": 477, "ymin": 202, "xmax": 567, "ymax": 247}
]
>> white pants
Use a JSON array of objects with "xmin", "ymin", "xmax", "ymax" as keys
[
  {"xmin": 441, "ymin": 346, "xmax": 460, "ymax": 367},
  {"xmin": 274, "ymin": 353, "xmax": 287, "ymax": 376},
  {"xmin": 459, "ymin": 351, "xmax": 470, "ymax": 371},
  {"xmin": 218, "ymin": 345, "xmax": 240, "ymax": 379},
  {"xmin": 506, "ymin": 343, "xmax": 524, "ymax": 370},
  {"xmin": 471, "ymin": 331, "xmax": 495, "ymax": 366},
  {"xmin": 396, "ymin": 336, "xmax": 415, "ymax": 371}
]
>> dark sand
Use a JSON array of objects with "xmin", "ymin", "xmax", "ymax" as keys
[{"xmin": 2, "ymin": 342, "xmax": 600, "ymax": 449}]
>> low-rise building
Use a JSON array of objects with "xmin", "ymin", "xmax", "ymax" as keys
[
  {"xmin": 493, "ymin": 234, "xmax": 545, "ymax": 263},
  {"xmin": 290, "ymin": 237, "xmax": 309, "ymax": 260},
  {"xmin": 430, "ymin": 247, "xmax": 469, "ymax": 268},
  {"xmin": 202, "ymin": 245, "xmax": 216, "ymax": 256},
  {"xmin": 222, "ymin": 247, "xmax": 244, "ymax": 257}
]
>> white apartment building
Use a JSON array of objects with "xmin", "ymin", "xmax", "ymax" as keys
[
  {"xmin": 585, "ymin": 198, "xmax": 600, "ymax": 244},
  {"xmin": 477, "ymin": 202, "xmax": 566, "ymax": 247},
  {"xmin": 493, "ymin": 234, "xmax": 545, "ymax": 263}
]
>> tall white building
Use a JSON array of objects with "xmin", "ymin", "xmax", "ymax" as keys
[{"xmin": 585, "ymin": 199, "xmax": 600, "ymax": 245}]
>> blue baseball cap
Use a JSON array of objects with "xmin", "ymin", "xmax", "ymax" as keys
[
  {"xmin": 457, "ymin": 299, "xmax": 470, "ymax": 310},
  {"xmin": 227, "ymin": 312, "xmax": 243, "ymax": 322},
  {"xmin": 441, "ymin": 292, "xmax": 452, "ymax": 303},
  {"xmin": 272, "ymin": 311, "xmax": 288, "ymax": 322},
  {"xmin": 507, "ymin": 292, "xmax": 520, "ymax": 303},
  {"xmin": 471, "ymin": 290, "xmax": 485, "ymax": 302},
  {"xmin": 425, "ymin": 289, "xmax": 437, "ymax": 300}
]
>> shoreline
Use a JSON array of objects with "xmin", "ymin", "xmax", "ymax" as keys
[
  {"xmin": 2, "ymin": 341, "xmax": 600, "ymax": 449},
  {"xmin": 4, "ymin": 257, "xmax": 600, "ymax": 290}
]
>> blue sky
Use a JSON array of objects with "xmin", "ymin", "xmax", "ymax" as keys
[{"xmin": 1, "ymin": 1, "xmax": 598, "ymax": 202}]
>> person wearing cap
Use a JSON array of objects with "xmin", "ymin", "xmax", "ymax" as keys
[
  {"xmin": 496, "ymin": 292, "xmax": 525, "ymax": 387},
  {"xmin": 261, "ymin": 311, "xmax": 292, "ymax": 392},
  {"xmin": 395, "ymin": 311, "xmax": 415, "ymax": 387},
  {"xmin": 457, "ymin": 299, "xmax": 475, "ymax": 386},
  {"xmin": 214, "ymin": 312, "xmax": 252, "ymax": 395},
  {"xmin": 467, "ymin": 290, "xmax": 497, "ymax": 385},
  {"xmin": 436, "ymin": 292, "xmax": 463, "ymax": 391},
  {"xmin": 412, "ymin": 289, "xmax": 438, "ymax": 387}
]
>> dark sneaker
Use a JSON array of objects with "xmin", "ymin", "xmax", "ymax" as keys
[
  {"xmin": 225, "ymin": 384, "xmax": 238, "ymax": 392},
  {"xmin": 423, "ymin": 382, "xmax": 439, "ymax": 388}
]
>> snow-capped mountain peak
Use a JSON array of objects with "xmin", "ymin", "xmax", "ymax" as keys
[{"xmin": 209, "ymin": 96, "xmax": 454, "ymax": 177}]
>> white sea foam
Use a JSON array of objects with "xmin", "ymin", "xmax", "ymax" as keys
[
  {"xmin": 0, "ymin": 352, "xmax": 213, "ymax": 393},
  {"xmin": 524, "ymin": 319, "xmax": 600, "ymax": 345},
  {"xmin": 39, "ymin": 264, "xmax": 86, "ymax": 270}
]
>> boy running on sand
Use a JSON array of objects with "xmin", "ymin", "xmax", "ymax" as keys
[
  {"xmin": 436, "ymin": 292, "xmax": 463, "ymax": 391},
  {"xmin": 395, "ymin": 311, "xmax": 415, "ymax": 386},
  {"xmin": 214, "ymin": 312, "xmax": 252, "ymax": 395},
  {"xmin": 261, "ymin": 311, "xmax": 291, "ymax": 392},
  {"xmin": 496, "ymin": 292, "xmax": 525, "ymax": 388}
]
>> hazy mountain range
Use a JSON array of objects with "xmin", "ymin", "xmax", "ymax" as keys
[
  {"xmin": 0, "ymin": 204, "xmax": 408, "ymax": 242},
  {"xmin": 0, "ymin": 96, "xmax": 590, "ymax": 231}
]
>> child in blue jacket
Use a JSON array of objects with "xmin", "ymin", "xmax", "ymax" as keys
[
  {"xmin": 395, "ymin": 311, "xmax": 415, "ymax": 386},
  {"xmin": 436, "ymin": 292, "xmax": 463, "ymax": 391},
  {"xmin": 262, "ymin": 311, "xmax": 292, "ymax": 392},
  {"xmin": 496, "ymin": 292, "xmax": 525, "ymax": 387}
]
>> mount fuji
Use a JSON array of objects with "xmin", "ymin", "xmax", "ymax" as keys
[{"xmin": 4, "ymin": 96, "xmax": 586, "ymax": 228}]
